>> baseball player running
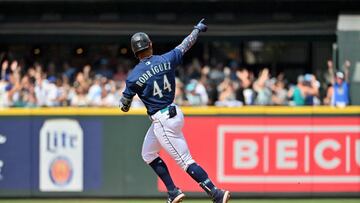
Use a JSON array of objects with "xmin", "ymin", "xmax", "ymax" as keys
[{"xmin": 119, "ymin": 19, "xmax": 230, "ymax": 203}]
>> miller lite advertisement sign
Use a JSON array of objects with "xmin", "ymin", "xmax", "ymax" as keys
[{"xmin": 39, "ymin": 119, "xmax": 84, "ymax": 192}]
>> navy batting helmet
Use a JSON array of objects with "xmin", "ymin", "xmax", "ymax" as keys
[{"xmin": 131, "ymin": 32, "xmax": 151, "ymax": 55}]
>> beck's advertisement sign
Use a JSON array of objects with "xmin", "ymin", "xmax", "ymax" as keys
[
  {"xmin": 39, "ymin": 119, "xmax": 84, "ymax": 192},
  {"xmin": 159, "ymin": 117, "xmax": 360, "ymax": 193}
]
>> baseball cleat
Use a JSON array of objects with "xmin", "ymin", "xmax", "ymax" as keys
[
  {"xmin": 212, "ymin": 189, "xmax": 230, "ymax": 203},
  {"xmin": 167, "ymin": 188, "xmax": 185, "ymax": 203}
]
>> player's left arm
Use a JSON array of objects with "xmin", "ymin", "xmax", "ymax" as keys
[
  {"xmin": 175, "ymin": 18, "xmax": 207, "ymax": 55},
  {"xmin": 119, "ymin": 95, "xmax": 132, "ymax": 112},
  {"xmin": 120, "ymin": 81, "xmax": 136, "ymax": 112}
]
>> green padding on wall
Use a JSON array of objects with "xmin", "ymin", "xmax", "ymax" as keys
[{"xmin": 102, "ymin": 116, "xmax": 159, "ymax": 197}]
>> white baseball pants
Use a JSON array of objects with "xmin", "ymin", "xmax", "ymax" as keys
[{"xmin": 141, "ymin": 105, "xmax": 195, "ymax": 170}]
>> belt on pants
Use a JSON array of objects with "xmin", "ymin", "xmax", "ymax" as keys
[{"xmin": 150, "ymin": 105, "xmax": 177, "ymax": 121}]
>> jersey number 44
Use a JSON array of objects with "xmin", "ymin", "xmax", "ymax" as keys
[{"xmin": 153, "ymin": 75, "xmax": 172, "ymax": 98}]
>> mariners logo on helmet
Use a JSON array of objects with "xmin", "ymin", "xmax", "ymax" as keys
[{"xmin": 131, "ymin": 32, "xmax": 151, "ymax": 55}]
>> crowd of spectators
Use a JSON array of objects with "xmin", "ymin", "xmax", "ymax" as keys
[{"xmin": 0, "ymin": 53, "xmax": 351, "ymax": 108}]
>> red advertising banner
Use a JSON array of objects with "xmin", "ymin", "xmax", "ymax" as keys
[{"xmin": 159, "ymin": 117, "xmax": 360, "ymax": 192}]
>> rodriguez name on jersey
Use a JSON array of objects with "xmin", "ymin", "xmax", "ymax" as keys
[{"xmin": 135, "ymin": 62, "xmax": 172, "ymax": 87}]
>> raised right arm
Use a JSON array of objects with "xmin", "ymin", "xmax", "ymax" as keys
[{"xmin": 175, "ymin": 18, "xmax": 207, "ymax": 55}]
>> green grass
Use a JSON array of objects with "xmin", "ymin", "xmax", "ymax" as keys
[{"xmin": 0, "ymin": 199, "xmax": 359, "ymax": 203}]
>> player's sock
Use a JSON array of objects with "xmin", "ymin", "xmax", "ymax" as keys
[
  {"xmin": 149, "ymin": 157, "xmax": 176, "ymax": 191},
  {"xmin": 186, "ymin": 163, "xmax": 216, "ymax": 196}
]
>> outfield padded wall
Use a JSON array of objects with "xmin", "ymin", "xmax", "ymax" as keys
[{"xmin": 0, "ymin": 107, "xmax": 359, "ymax": 198}]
